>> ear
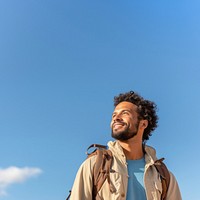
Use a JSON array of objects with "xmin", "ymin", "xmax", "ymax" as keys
[{"xmin": 140, "ymin": 119, "xmax": 148, "ymax": 129}]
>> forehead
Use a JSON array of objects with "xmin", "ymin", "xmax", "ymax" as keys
[{"xmin": 114, "ymin": 101, "xmax": 138, "ymax": 112}]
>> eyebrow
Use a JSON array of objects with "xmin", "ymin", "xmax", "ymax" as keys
[{"xmin": 112, "ymin": 109, "xmax": 132, "ymax": 115}]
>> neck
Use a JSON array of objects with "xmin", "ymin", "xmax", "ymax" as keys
[{"xmin": 118, "ymin": 139, "xmax": 144, "ymax": 160}]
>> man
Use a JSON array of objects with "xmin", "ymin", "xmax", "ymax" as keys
[{"xmin": 70, "ymin": 91, "xmax": 182, "ymax": 200}]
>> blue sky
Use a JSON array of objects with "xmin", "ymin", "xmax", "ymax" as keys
[{"xmin": 0, "ymin": 0, "xmax": 200, "ymax": 199}]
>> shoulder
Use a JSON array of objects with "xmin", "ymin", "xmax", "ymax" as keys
[
  {"xmin": 81, "ymin": 153, "xmax": 97, "ymax": 169},
  {"xmin": 168, "ymin": 170, "xmax": 179, "ymax": 185},
  {"xmin": 166, "ymin": 171, "xmax": 182, "ymax": 199},
  {"xmin": 73, "ymin": 155, "xmax": 96, "ymax": 182}
]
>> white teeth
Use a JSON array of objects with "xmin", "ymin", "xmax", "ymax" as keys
[
  {"xmin": 113, "ymin": 123, "xmax": 124, "ymax": 128},
  {"xmin": 114, "ymin": 123, "xmax": 124, "ymax": 125}
]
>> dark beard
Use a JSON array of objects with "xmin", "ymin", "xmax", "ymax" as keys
[{"xmin": 111, "ymin": 122, "xmax": 139, "ymax": 141}]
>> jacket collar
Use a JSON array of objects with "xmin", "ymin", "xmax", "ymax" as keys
[{"xmin": 108, "ymin": 140, "xmax": 158, "ymax": 165}]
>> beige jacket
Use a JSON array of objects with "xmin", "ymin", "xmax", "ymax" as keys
[{"xmin": 70, "ymin": 141, "xmax": 182, "ymax": 200}]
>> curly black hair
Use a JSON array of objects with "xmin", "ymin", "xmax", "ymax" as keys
[{"xmin": 114, "ymin": 91, "xmax": 158, "ymax": 142}]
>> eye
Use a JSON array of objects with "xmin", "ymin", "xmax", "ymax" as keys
[
  {"xmin": 122, "ymin": 111, "xmax": 129, "ymax": 115},
  {"xmin": 112, "ymin": 114, "xmax": 116, "ymax": 118}
]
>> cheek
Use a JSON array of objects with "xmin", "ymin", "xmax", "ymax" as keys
[
  {"xmin": 110, "ymin": 120, "xmax": 113, "ymax": 128},
  {"xmin": 129, "ymin": 120, "xmax": 139, "ymax": 129}
]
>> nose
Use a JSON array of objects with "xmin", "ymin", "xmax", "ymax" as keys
[{"xmin": 113, "ymin": 113, "xmax": 122, "ymax": 122}]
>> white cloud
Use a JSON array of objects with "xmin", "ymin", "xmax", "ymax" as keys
[{"xmin": 0, "ymin": 166, "xmax": 42, "ymax": 196}]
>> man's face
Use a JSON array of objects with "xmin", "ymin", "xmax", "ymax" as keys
[{"xmin": 110, "ymin": 101, "xmax": 140, "ymax": 141}]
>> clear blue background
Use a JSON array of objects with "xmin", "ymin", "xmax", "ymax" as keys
[{"xmin": 0, "ymin": 0, "xmax": 200, "ymax": 199}]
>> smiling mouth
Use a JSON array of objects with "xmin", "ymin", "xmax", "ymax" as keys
[{"xmin": 113, "ymin": 123, "xmax": 125, "ymax": 129}]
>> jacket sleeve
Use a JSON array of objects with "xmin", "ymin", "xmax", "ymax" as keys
[
  {"xmin": 166, "ymin": 172, "xmax": 182, "ymax": 200},
  {"xmin": 70, "ymin": 157, "xmax": 95, "ymax": 200}
]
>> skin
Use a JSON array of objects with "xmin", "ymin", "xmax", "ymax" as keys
[{"xmin": 110, "ymin": 101, "xmax": 148, "ymax": 160}]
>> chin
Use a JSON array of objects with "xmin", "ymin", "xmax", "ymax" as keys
[{"xmin": 111, "ymin": 130, "xmax": 137, "ymax": 141}]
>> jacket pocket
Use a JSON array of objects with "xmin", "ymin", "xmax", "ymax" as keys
[{"xmin": 110, "ymin": 171, "xmax": 127, "ymax": 199}]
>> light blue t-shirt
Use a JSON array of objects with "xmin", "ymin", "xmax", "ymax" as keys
[{"xmin": 126, "ymin": 158, "xmax": 146, "ymax": 200}]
